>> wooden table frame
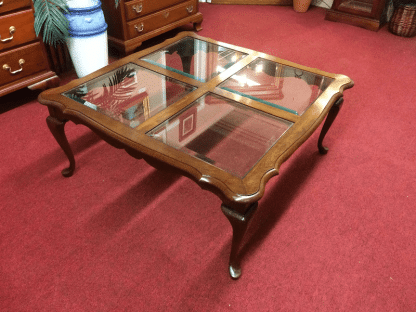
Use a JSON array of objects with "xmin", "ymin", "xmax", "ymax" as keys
[{"xmin": 38, "ymin": 32, "xmax": 354, "ymax": 279}]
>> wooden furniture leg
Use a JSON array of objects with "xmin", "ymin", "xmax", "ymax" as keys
[
  {"xmin": 193, "ymin": 20, "xmax": 203, "ymax": 32},
  {"xmin": 221, "ymin": 202, "xmax": 258, "ymax": 279},
  {"xmin": 46, "ymin": 112, "xmax": 75, "ymax": 177},
  {"xmin": 318, "ymin": 97, "xmax": 344, "ymax": 154}
]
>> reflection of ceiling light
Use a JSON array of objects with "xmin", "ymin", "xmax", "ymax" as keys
[
  {"xmin": 231, "ymin": 55, "xmax": 238, "ymax": 62},
  {"xmin": 239, "ymin": 75, "xmax": 247, "ymax": 87},
  {"xmin": 216, "ymin": 66, "xmax": 260, "ymax": 87},
  {"xmin": 234, "ymin": 74, "xmax": 260, "ymax": 87},
  {"xmin": 255, "ymin": 64, "xmax": 263, "ymax": 73}
]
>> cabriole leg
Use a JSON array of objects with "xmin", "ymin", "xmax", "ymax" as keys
[
  {"xmin": 318, "ymin": 97, "xmax": 344, "ymax": 154},
  {"xmin": 46, "ymin": 115, "xmax": 75, "ymax": 177},
  {"xmin": 221, "ymin": 202, "xmax": 258, "ymax": 279}
]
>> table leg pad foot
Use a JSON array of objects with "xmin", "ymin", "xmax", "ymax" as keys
[
  {"xmin": 61, "ymin": 167, "xmax": 74, "ymax": 177},
  {"xmin": 229, "ymin": 265, "xmax": 242, "ymax": 279}
]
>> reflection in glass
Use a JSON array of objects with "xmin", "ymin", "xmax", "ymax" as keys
[
  {"xmin": 141, "ymin": 37, "xmax": 247, "ymax": 82},
  {"xmin": 339, "ymin": 0, "xmax": 373, "ymax": 13},
  {"xmin": 147, "ymin": 93, "xmax": 293, "ymax": 178},
  {"xmin": 63, "ymin": 63, "xmax": 196, "ymax": 128},
  {"xmin": 219, "ymin": 58, "xmax": 334, "ymax": 115}
]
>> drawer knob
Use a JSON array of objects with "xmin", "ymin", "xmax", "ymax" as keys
[
  {"xmin": 132, "ymin": 4, "xmax": 143, "ymax": 14},
  {"xmin": 0, "ymin": 26, "xmax": 16, "ymax": 43},
  {"xmin": 134, "ymin": 23, "xmax": 144, "ymax": 33},
  {"xmin": 187, "ymin": 5, "xmax": 194, "ymax": 13},
  {"xmin": 3, "ymin": 59, "xmax": 25, "ymax": 75},
  {"xmin": 0, "ymin": 1, "xmax": 3, "ymax": 6}
]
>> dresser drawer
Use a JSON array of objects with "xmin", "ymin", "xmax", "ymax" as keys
[
  {"xmin": 0, "ymin": 0, "xmax": 31, "ymax": 15},
  {"xmin": 127, "ymin": 1, "xmax": 196, "ymax": 39},
  {"xmin": 0, "ymin": 42, "xmax": 48, "ymax": 87},
  {"xmin": 0, "ymin": 10, "xmax": 37, "ymax": 52},
  {"xmin": 124, "ymin": 0, "xmax": 186, "ymax": 21}
]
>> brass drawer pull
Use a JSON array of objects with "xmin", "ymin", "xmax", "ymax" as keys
[
  {"xmin": 0, "ymin": 26, "xmax": 16, "ymax": 43},
  {"xmin": 134, "ymin": 23, "xmax": 144, "ymax": 33},
  {"xmin": 3, "ymin": 59, "xmax": 25, "ymax": 75},
  {"xmin": 132, "ymin": 3, "xmax": 143, "ymax": 13},
  {"xmin": 187, "ymin": 5, "xmax": 193, "ymax": 13}
]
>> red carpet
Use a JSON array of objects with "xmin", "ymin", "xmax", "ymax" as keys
[{"xmin": 1, "ymin": 4, "xmax": 416, "ymax": 311}]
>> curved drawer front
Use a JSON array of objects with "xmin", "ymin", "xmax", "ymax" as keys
[
  {"xmin": 127, "ymin": 0, "xmax": 196, "ymax": 40},
  {"xmin": 0, "ymin": 10, "xmax": 37, "ymax": 52},
  {"xmin": 124, "ymin": 0, "xmax": 186, "ymax": 21},
  {"xmin": 0, "ymin": 0, "xmax": 31, "ymax": 15},
  {"xmin": 0, "ymin": 42, "xmax": 47, "ymax": 86}
]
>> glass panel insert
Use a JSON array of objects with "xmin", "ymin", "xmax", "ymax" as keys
[
  {"xmin": 62, "ymin": 63, "xmax": 196, "ymax": 128},
  {"xmin": 141, "ymin": 37, "xmax": 247, "ymax": 82},
  {"xmin": 147, "ymin": 93, "xmax": 293, "ymax": 178},
  {"xmin": 219, "ymin": 58, "xmax": 334, "ymax": 115}
]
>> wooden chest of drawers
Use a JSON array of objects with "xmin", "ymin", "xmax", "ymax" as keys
[
  {"xmin": 0, "ymin": 0, "xmax": 58, "ymax": 97},
  {"xmin": 101, "ymin": 0, "xmax": 203, "ymax": 55}
]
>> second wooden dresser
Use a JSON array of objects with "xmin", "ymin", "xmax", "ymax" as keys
[{"xmin": 101, "ymin": 0, "xmax": 203, "ymax": 55}]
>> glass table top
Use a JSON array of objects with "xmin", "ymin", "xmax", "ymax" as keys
[
  {"xmin": 63, "ymin": 63, "xmax": 196, "ymax": 128},
  {"xmin": 141, "ymin": 37, "xmax": 247, "ymax": 82},
  {"xmin": 147, "ymin": 93, "xmax": 293, "ymax": 178},
  {"xmin": 219, "ymin": 58, "xmax": 334, "ymax": 116},
  {"xmin": 59, "ymin": 33, "xmax": 344, "ymax": 179}
]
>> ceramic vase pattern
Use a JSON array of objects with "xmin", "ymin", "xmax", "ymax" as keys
[{"xmin": 65, "ymin": 0, "xmax": 109, "ymax": 77}]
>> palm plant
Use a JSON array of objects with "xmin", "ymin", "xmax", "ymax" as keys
[{"xmin": 33, "ymin": 0, "xmax": 119, "ymax": 46}]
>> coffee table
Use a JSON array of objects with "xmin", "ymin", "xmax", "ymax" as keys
[{"xmin": 38, "ymin": 32, "xmax": 354, "ymax": 279}]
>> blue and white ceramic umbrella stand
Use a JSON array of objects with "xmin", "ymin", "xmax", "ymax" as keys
[{"xmin": 65, "ymin": 0, "xmax": 109, "ymax": 77}]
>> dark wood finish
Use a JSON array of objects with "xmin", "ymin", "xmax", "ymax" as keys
[
  {"xmin": 46, "ymin": 111, "xmax": 75, "ymax": 177},
  {"xmin": 28, "ymin": 73, "xmax": 66, "ymax": 91},
  {"xmin": 44, "ymin": 43, "xmax": 73, "ymax": 75},
  {"xmin": 318, "ymin": 97, "xmax": 344, "ymax": 154},
  {"xmin": 0, "ymin": 0, "xmax": 31, "ymax": 15},
  {"xmin": 211, "ymin": 0, "xmax": 293, "ymax": 5},
  {"xmin": 325, "ymin": 0, "xmax": 387, "ymax": 31},
  {"xmin": 101, "ymin": 0, "xmax": 203, "ymax": 55},
  {"xmin": 0, "ymin": 0, "xmax": 59, "ymax": 98},
  {"xmin": 124, "ymin": 0, "xmax": 185, "ymax": 21},
  {"xmin": 126, "ymin": 1, "xmax": 198, "ymax": 40},
  {"xmin": 0, "ymin": 10, "xmax": 37, "ymax": 51},
  {"xmin": 0, "ymin": 43, "xmax": 47, "ymax": 85},
  {"xmin": 221, "ymin": 202, "xmax": 258, "ymax": 279},
  {"xmin": 38, "ymin": 32, "xmax": 354, "ymax": 279}
]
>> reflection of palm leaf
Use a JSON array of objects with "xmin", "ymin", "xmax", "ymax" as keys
[
  {"xmin": 94, "ymin": 67, "xmax": 137, "ymax": 109},
  {"xmin": 65, "ymin": 66, "xmax": 138, "ymax": 115},
  {"xmin": 65, "ymin": 85, "xmax": 89, "ymax": 104},
  {"xmin": 66, "ymin": 93, "xmax": 86, "ymax": 105},
  {"xmin": 102, "ymin": 66, "xmax": 137, "ymax": 103},
  {"xmin": 67, "ymin": 66, "xmax": 138, "ymax": 118}
]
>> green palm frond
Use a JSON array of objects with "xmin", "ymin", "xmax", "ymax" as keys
[{"xmin": 33, "ymin": 0, "xmax": 69, "ymax": 46}]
